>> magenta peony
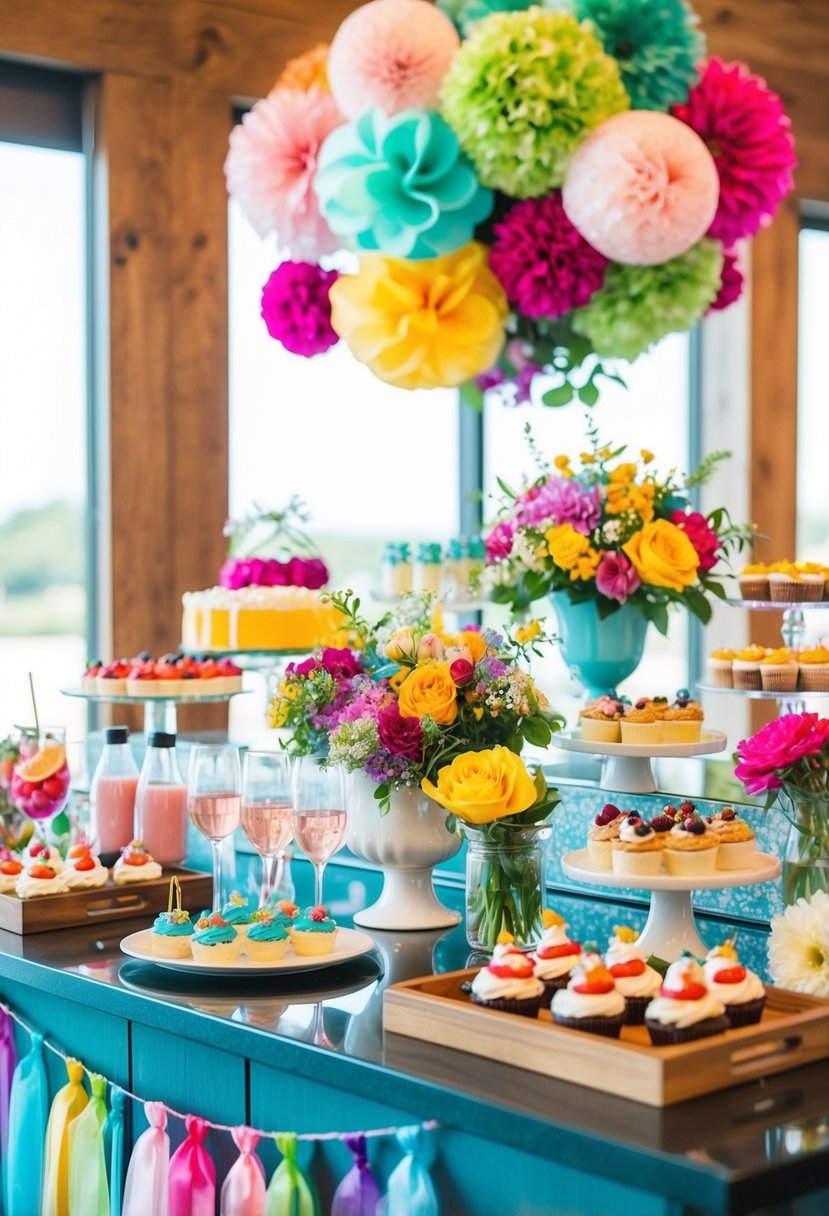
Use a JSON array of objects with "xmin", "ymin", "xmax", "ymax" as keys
[
  {"xmin": 671, "ymin": 510, "xmax": 720, "ymax": 571},
  {"xmin": 672, "ymin": 58, "xmax": 797, "ymax": 247},
  {"xmin": 490, "ymin": 193, "xmax": 608, "ymax": 318},
  {"xmin": 287, "ymin": 557, "xmax": 329, "ymax": 589},
  {"xmin": 377, "ymin": 703, "xmax": 425, "ymax": 762},
  {"xmin": 735, "ymin": 713, "xmax": 829, "ymax": 796},
  {"xmin": 518, "ymin": 478, "xmax": 603, "ymax": 536},
  {"xmin": 485, "ymin": 521, "xmax": 515, "ymax": 562},
  {"xmin": 707, "ymin": 248, "xmax": 744, "ymax": 313},
  {"xmin": 261, "ymin": 261, "xmax": 339, "ymax": 357},
  {"xmin": 319, "ymin": 648, "xmax": 363, "ymax": 682},
  {"xmin": 595, "ymin": 551, "xmax": 641, "ymax": 603}
]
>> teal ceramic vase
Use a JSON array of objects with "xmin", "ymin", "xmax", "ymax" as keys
[{"xmin": 551, "ymin": 593, "xmax": 649, "ymax": 700}]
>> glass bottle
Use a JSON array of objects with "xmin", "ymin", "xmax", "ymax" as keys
[
  {"xmin": 89, "ymin": 726, "xmax": 139, "ymax": 864},
  {"xmin": 380, "ymin": 543, "xmax": 404, "ymax": 599},
  {"xmin": 413, "ymin": 542, "xmax": 443, "ymax": 595},
  {"xmin": 134, "ymin": 732, "xmax": 188, "ymax": 865}
]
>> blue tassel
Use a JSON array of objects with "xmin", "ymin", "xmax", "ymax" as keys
[
  {"xmin": 383, "ymin": 1126, "xmax": 438, "ymax": 1216},
  {"xmin": 105, "ymin": 1089, "xmax": 126, "ymax": 1216},
  {"xmin": 5, "ymin": 1032, "xmax": 48, "ymax": 1216}
]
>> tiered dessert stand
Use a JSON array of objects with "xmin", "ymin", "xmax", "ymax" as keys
[
  {"xmin": 61, "ymin": 687, "xmax": 250, "ymax": 735},
  {"xmin": 552, "ymin": 729, "xmax": 727, "ymax": 795}
]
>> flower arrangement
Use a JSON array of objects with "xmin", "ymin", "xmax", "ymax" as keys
[
  {"xmin": 483, "ymin": 430, "xmax": 751, "ymax": 630},
  {"xmin": 735, "ymin": 712, "xmax": 829, "ymax": 904},
  {"xmin": 225, "ymin": 0, "xmax": 795, "ymax": 403}
]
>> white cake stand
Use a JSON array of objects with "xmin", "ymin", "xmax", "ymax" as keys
[
  {"xmin": 561, "ymin": 849, "xmax": 781, "ymax": 959},
  {"xmin": 552, "ymin": 729, "xmax": 727, "ymax": 794}
]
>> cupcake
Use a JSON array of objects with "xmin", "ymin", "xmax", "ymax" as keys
[
  {"xmin": 586, "ymin": 803, "xmax": 623, "ymax": 870},
  {"xmin": 551, "ymin": 953, "xmax": 626, "ymax": 1038},
  {"xmin": 760, "ymin": 647, "xmax": 799, "ymax": 693},
  {"xmin": 738, "ymin": 563, "xmax": 769, "ymax": 601},
  {"xmin": 768, "ymin": 564, "xmax": 809, "ymax": 603},
  {"xmin": 16, "ymin": 863, "xmax": 68, "ymax": 899},
  {"xmin": 605, "ymin": 926, "xmax": 662, "ymax": 1025},
  {"xmin": 113, "ymin": 840, "xmax": 162, "ymax": 884},
  {"xmin": 611, "ymin": 814, "xmax": 665, "ymax": 877},
  {"xmin": 707, "ymin": 649, "xmax": 735, "ymax": 689},
  {"xmin": 470, "ymin": 936, "xmax": 544, "ymax": 1018},
  {"xmin": 703, "ymin": 942, "xmax": 766, "ymax": 1027},
  {"xmin": 664, "ymin": 813, "xmax": 719, "ymax": 877},
  {"xmin": 579, "ymin": 696, "xmax": 625, "ymax": 744},
  {"xmin": 798, "ymin": 646, "xmax": 829, "ymax": 692},
  {"xmin": 0, "ymin": 857, "xmax": 23, "ymax": 894},
  {"xmin": 254, "ymin": 899, "xmax": 300, "ymax": 931},
  {"xmin": 529, "ymin": 910, "xmax": 582, "ymax": 1007},
  {"xmin": 645, "ymin": 958, "xmax": 729, "ymax": 1044},
  {"xmin": 793, "ymin": 563, "xmax": 825, "ymax": 602},
  {"xmin": 150, "ymin": 877, "xmax": 194, "ymax": 959},
  {"xmin": 62, "ymin": 842, "xmax": 109, "ymax": 889},
  {"xmin": 289, "ymin": 905, "xmax": 339, "ymax": 956},
  {"xmin": 245, "ymin": 916, "xmax": 289, "ymax": 962},
  {"xmin": 732, "ymin": 645, "xmax": 768, "ymax": 691},
  {"xmin": 706, "ymin": 807, "xmax": 757, "ymax": 870},
  {"xmin": 191, "ymin": 912, "xmax": 243, "ymax": 964},
  {"xmin": 221, "ymin": 892, "xmax": 253, "ymax": 938},
  {"xmin": 661, "ymin": 690, "xmax": 704, "ymax": 743},
  {"xmin": 619, "ymin": 698, "xmax": 666, "ymax": 745}
]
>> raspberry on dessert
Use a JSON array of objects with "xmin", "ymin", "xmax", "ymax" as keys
[
  {"xmin": 649, "ymin": 814, "xmax": 675, "ymax": 833},
  {"xmin": 679, "ymin": 800, "xmax": 696, "ymax": 815},
  {"xmin": 721, "ymin": 807, "xmax": 736, "ymax": 821},
  {"xmin": 308, "ymin": 905, "xmax": 328, "ymax": 922},
  {"xmin": 594, "ymin": 802, "xmax": 621, "ymax": 827}
]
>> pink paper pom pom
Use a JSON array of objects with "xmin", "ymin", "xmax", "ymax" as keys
[
  {"xmin": 225, "ymin": 88, "xmax": 344, "ymax": 259},
  {"xmin": 328, "ymin": 0, "xmax": 460, "ymax": 119},
  {"xmin": 706, "ymin": 247, "xmax": 744, "ymax": 313},
  {"xmin": 562, "ymin": 111, "xmax": 719, "ymax": 266},
  {"xmin": 261, "ymin": 261, "xmax": 340, "ymax": 357}
]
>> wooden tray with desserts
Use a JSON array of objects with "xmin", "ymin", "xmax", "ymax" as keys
[
  {"xmin": 383, "ymin": 968, "xmax": 829, "ymax": 1107},
  {"xmin": 0, "ymin": 866, "xmax": 212, "ymax": 935}
]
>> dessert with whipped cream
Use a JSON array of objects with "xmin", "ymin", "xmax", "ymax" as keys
[
  {"xmin": 611, "ymin": 814, "xmax": 664, "ymax": 877},
  {"xmin": 62, "ymin": 842, "xmax": 109, "ymax": 889},
  {"xmin": 579, "ymin": 696, "xmax": 626, "ymax": 744},
  {"xmin": 113, "ymin": 840, "xmax": 162, "ymax": 885},
  {"xmin": 551, "ymin": 953, "xmax": 626, "ymax": 1038},
  {"xmin": 587, "ymin": 803, "xmax": 623, "ymax": 870},
  {"xmin": 470, "ymin": 934, "xmax": 544, "ymax": 1017},
  {"xmin": 24, "ymin": 842, "xmax": 63, "ymax": 873},
  {"xmin": 529, "ymin": 910, "xmax": 581, "ymax": 1006},
  {"xmin": 0, "ymin": 856, "xmax": 23, "ymax": 894},
  {"xmin": 644, "ymin": 958, "xmax": 729, "ymax": 1044},
  {"xmin": 705, "ymin": 808, "xmax": 756, "ymax": 870},
  {"xmin": 702, "ymin": 942, "xmax": 766, "ymax": 1026},
  {"xmin": 663, "ymin": 812, "xmax": 719, "ymax": 877},
  {"xmin": 604, "ymin": 926, "xmax": 662, "ymax": 1024},
  {"xmin": 17, "ymin": 862, "xmax": 68, "ymax": 899}
]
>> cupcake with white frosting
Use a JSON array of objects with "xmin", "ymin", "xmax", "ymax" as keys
[
  {"xmin": 703, "ymin": 942, "xmax": 766, "ymax": 1026},
  {"xmin": 644, "ymin": 958, "xmax": 729, "ymax": 1045},
  {"xmin": 470, "ymin": 935, "xmax": 544, "ymax": 1019},
  {"xmin": 551, "ymin": 953, "xmax": 627, "ymax": 1038},
  {"xmin": 605, "ymin": 926, "xmax": 662, "ymax": 1024},
  {"xmin": 529, "ymin": 910, "xmax": 582, "ymax": 1007},
  {"xmin": 611, "ymin": 814, "xmax": 664, "ymax": 877}
]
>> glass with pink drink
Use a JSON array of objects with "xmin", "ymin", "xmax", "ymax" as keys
[
  {"xmin": 9, "ymin": 728, "xmax": 71, "ymax": 845},
  {"xmin": 241, "ymin": 751, "xmax": 294, "ymax": 907},
  {"xmin": 291, "ymin": 756, "xmax": 347, "ymax": 909},
  {"xmin": 134, "ymin": 732, "xmax": 188, "ymax": 865},
  {"xmin": 187, "ymin": 743, "xmax": 241, "ymax": 911}
]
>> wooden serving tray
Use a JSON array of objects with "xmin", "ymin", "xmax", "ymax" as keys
[
  {"xmin": 383, "ymin": 968, "xmax": 829, "ymax": 1107},
  {"xmin": 0, "ymin": 867, "xmax": 212, "ymax": 935}
]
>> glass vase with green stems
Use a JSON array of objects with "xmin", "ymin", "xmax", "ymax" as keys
[
  {"xmin": 462, "ymin": 819, "xmax": 552, "ymax": 952},
  {"xmin": 778, "ymin": 785, "xmax": 829, "ymax": 905}
]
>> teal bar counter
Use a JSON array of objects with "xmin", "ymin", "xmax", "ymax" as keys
[{"xmin": 0, "ymin": 849, "xmax": 828, "ymax": 1216}]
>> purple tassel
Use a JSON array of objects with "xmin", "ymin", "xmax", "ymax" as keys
[
  {"xmin": 331, "ymin": 1134, "xmax": 380, "ymax": 1216},
  {"xmin": 0, "ymin": 1009, "xmax": 17, "ymax": 1158}
]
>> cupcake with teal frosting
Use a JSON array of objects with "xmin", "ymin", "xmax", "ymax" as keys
[
  {"xmin": 191, "ymin": 912, "xmax": 243, "ymax": 964},
  {"xmin": 245, "ymin": 915, "xmax": 289, "ymax": 962},
  {"xmin": 252, "ymin": 900, "xmax": 299, "ymax": 931},
  {"xmin": 221, "ymin": 891, "xmax": 253, "ymax": 937},
  {"xmin": 289, "ymin": 905, "xmax": 338, "ymax": 956},
  {"xmin": 150, "ymin": 876, "xmax": 194, "ymax": 958}
]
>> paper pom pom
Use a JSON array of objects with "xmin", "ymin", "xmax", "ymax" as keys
[
  {"xmin": 328, "ymin": 0, "xmax": 460, "ymax": 120},
  {"xmin": 441, "ymin": 10, "xmax": 629, "ymax": 198},
  {"xmin": 438, "ymin": 0, "xmax": 538, "ymax": 36},
  {"xmin": 572, "ymin": 238, "xmax": 723, "ymax": 360},
  {"xmin": 672, "ymin": 57, "xmax": 797, "ymax": 247},
  {"xmin": 562, "ymin": 111, "xmax": 719, "ymax": 265},
  {"xmin": 329, "ymin": 241, "xmax": 507, "ymax": 389},
  {"xmin": 490, "ymin": 192, "xmax": 608, "ymax": 318},
  {"xmin": 574, "ymin": 0, "xmax": 704, "ymax": 111},
  {"xmin": 274, "ymin": 44, "xmax": 330, "ymax": 92},
  {"xmin": 225, "ymin": 89, "xmax": 343, "ymax": 258},
  {"xmin": 261, "ymin": 261, "xmax": 340, "ymax": 357},
  {"xmin": 315, "ymin": 108, "xmax": 492, "ymax": 260},
  {"xmin": 706, "ymin": 248, "xmax": 744, "ymax": 313}
]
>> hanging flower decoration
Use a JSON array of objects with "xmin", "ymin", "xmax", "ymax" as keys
[{"xmin": 226, "ymin": 0, "xmax": 795, "ymax": 399}]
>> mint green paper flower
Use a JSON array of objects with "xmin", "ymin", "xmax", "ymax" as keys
[
  {"xmin": 314, "ymin": 108, "xmax": 493, "ymax": 260},
  {"xmin": 575, "ymin": 0, "xmax": 705, "ymax": 111},
  {"xmin": 571, "ymin": 238, "xmax": 724, "ymax": 361},
  {"xmin": 441, "ymin": 10, "xmax": 629, "ymax": 198},
  {"xmin": 438, "ymin": 0, "xmax": 567, "ymax": 37}
]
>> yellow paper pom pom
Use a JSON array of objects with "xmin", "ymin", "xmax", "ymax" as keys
[
  {"xmin": 496, "ymin": 930, "xmax": 515, "ymax": 945},
  {"xmin": 613, "ymin": 925, "xmax": 639, "ymax": 943},
  {"xmin": 274, "ymin": 44, "xmax": 330, "ymax": 93},
  {"xmin": 542, "ymin": 908, "xmax": 564, "ymax": 929},
  {"xmin": 329, "ymin": 241, "xmax": 507, "ymax": 390}
]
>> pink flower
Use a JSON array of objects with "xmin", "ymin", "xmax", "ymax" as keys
[
  {"xmin": 450, "ymin": 658, "xmax": 475, "ymax": 687},
  {"xmin": 595, "ymin": 552, "xmax": 641, "ymax": 604},
  {"xmin": 261, "ymin": 261, "xmax": 340, "ymax": 358},
  {"xmin": 417, "ymin": 633, "xmax": 445, "ymax": 662},
  {"xmin": 287, "ymin": 557, "xmax": 329, "ymax": 589},
  {"xmin": 706, "ymin": 248, "xmax": 744, "ymax": 314},
  {"xmin": 671, "ymin": 510, "xmax": 720, "ymax": 572},
  {"xmin": 319, "ymin": 648, "xmax": 362, "ymax": 682},
  {"xmin": 287, "ymin": 657, "xmax": 320, "ymax": 678},
  {"xmin": 377, "ymin": 704, "xmax": 424, "ymax": 762},
  {"xmin": 735, "ymin": 713, "xmax": 829, "ymax": 796},
  {"xmin": 224, "ymin": 88, "xmax": 343, "ymax": 258},
  {"xmin": 672, "ymin": 58, "xmax": 797, "ymax": 247},
  {"xmin": 491, "ymin": 192, "xmax": 608, "ymax": 318},
  {"xmin": 485, "ymin": 521, "xmax": 515, "ymax": 563}
]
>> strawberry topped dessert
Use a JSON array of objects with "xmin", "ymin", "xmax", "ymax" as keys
[
  {"xmin": 17, "ymin": 862, "xmax": 67, "ymax": 899},
  {"xmin": 471, "ymin": 933, "xmax": 545, "ymax": 1018},
  {"xmin": 702, "ymin": 942, "xmax": 766, "ymax": 1026},
  {"xmin": 644, "ymin": 958, "xmax": 729, "ymax": 1045},
  {"xmin": 0, "ymin": 856, "xmax": 24, "ymax": 894},
  {"xmin": 113, "ymin": 840, "xmax": 162, "ymax": 884},
  {"xmin": 605, "ymin": 926, "xmax": 662, "ymax": 1024},
  {"xmin": 63, "ymin": 841, "xmax": 109, "ymax": 889},
  {"xmin": 551, "ymin": 953, "xmax": 627, "ymax": 1038},
  {"xmin": 113, "ymin": 653, "xmax": 243, "ymax": 698},
  {"xmin": 529, "ymin": 909, "xmax": 582, "ymax": 1006}
]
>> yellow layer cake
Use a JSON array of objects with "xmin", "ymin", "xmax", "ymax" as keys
[{"xmin": 182, "ymin": 586, "xmax": 343, "ymax": 652}]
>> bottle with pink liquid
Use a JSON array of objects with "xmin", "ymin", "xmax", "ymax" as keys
[
  {"xmin": 89, "ymin": 726, "xmax": 139, "ymax": 864},
  {"xmin": 134, "ymin": 732, "xmax": 188, "ymax": 865}
]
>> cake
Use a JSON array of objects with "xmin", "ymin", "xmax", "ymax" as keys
[
  {"xmin": 605, "ymin": 927, "xmax": 662, "ymax": 1025},
  {"xmin": 664, "ymin": 813, "xmax": 719, "ymax": 876},
  {"xmin": 798, "ymin": 645, "xmax": 829, "ymax": 692},
  {"xmin": 528, "ymin": 910, "xmax": 582, "ymax": 1006},
  {"xmin": 732, "ymin": 645, "xmax": 767, "ymax": 691},
  {"xmin": 191, "ymin": 911, "xmax": 243, "ymax": 964},
  {"xmin": 644, "ymin": 958, "xmax": 730, "ymax": 1044},
  {"xmin": 661, "ymin": 690, "xmax": 703, "ymax": 743},
  {"xmin": 550, "ymin": 953, "xmax": 626, "ymax": 1038},
  {"xmin": 611, "ymin": 814, "xmax": 664, "ymax": 877},
  {"xmin": 702, "ymin": 942, "xmax": 766, "ymax": 1026},
  {"xmin": 470, "ymin": 936, "xmax": 544, "ymax": 1018},
  {"xmin": 121, "ymin": 653, "xmax": 243, "ymax": 697},
  {"xmin": 705, "ymin": 807, "xmax": 757, "ymax": 870},
  {"xmin": 150, "ymin": 877, "xmax": 194, "ymax": 959},
  {"xmin": 706, "ymin": 649, "xmax": 735, "ymax": 688},
  {"xmin": 586, "ymin": 803, "xmax": 623, "ymax": 870},
  {"xmin": 579, "ymin": 696, "xmax": 626, "ymax": 744},
  {"xmin": 113, "ymin": 840, "xmax": 162, "ymax": 884},
  {"xmin": 793, "ymin": 562, "xmax": 825, "ymax": 601},
  {"xmin": 759, "ymin": 647, "xmax": 799, "ymax": 693},
  {"xmin": 245, "ymin": 916, "xmax": 289, "ymax": 961},
  {"xmin": 289, "ymin": 905, "xmax": 339, "ymax": 956},
  {"xmin": 221, "ymin": 892, "xmax": 253, "ymax": 937}
]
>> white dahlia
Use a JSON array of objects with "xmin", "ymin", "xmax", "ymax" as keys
[{"xmin": 768, "ymin": 890, "xmax": 829, "ymax": 997}]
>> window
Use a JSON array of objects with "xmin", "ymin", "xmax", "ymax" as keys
[{"xmin": 797, "ymin": 222, "xmax": 829, "ymax": 563}]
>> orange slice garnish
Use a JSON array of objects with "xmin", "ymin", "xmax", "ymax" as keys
[{"xmin": 15, "ymin": 745, "xmax": 66, "ymax": 783}]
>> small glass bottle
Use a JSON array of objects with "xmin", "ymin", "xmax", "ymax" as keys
[
  {"xmin": 89, "ymin": 726, "xmax": 139, "ymax": 864},
  {"xmin": 397, "ymin": 542, "xmax": 412, "ymax": 595},
  {"xmin": 380, "ymin": 543, "xmax": 403, "ymax": 599},
  {"xmin": 467, "ymin": 536, "xmax": 487, "ymax": 597},
  {"xmin": 413, "ymin": 543, "xmax": 443, "ymax": 595},
  {"xmin": 134, "ymin": 732, "xmax": 188, "ymax": 865},
  {"xmin": 444, "ymin": 538, "xmax": 463, "ymax": 599}
]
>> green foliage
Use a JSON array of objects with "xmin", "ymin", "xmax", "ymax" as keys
[{"xmin": 0, "ymin": 500, "xmax": 84, "ymax": 596}]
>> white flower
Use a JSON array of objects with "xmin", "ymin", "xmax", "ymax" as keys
[
  {"xmin": 768, "ymin": 890, "xmax": 829, "ymax": 996},
  {"xmin": 511, "ymin": 528, "xmax": 546, "ymax": 573},
  {"xmin": 601, "ymin": 520, "xmax": 622, "ymax": 544}
]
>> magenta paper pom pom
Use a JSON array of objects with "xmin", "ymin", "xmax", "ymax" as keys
[
  {"xmin": 672, "ymin": 58, "xmax": 797, "ymax": 247},
  {"xmin": 706, "ymin": 248, "xmax": 744, "ymax": 313},
  {"xmin": 261, "ymin": 261, "xmax": 340, "ymax": 357},
  {"xmin": 328, "ymin": 0, "xmax": 460, "ymax": 119},
  {"xmin": 562, "ymin": 110, "xmax": 719, "ymax": 266},
  {"xmin": 490, "ymin": 192, "xmax": 608, "ymax": 318},
  {"xmin": 225, "ymin": 88, "xmax": 343, "ymax": 259}
]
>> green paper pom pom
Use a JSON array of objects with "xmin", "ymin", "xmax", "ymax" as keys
[
  {"xmin": 575, "ymin": 0, "xmax": 705, "ymax": 111},
  {"xmin": 438, "ymin": 0, "xmax": 566, "ymax": 37},
  {"xmin": 571, "ymin": 238, "xmax": 724, "ymax": 361},
  {"xmin": 440, "ymin": 10, "xmax": 630, "ymax": 198}
]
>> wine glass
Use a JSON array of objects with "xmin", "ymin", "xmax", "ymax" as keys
[
  {"xmin": 241, "ymin": 751, "xmax": 294, "ymax": 907},
  {"xmin": 187, "ymin": 744, "xmax": 241, "ymax": 911},
  {"xmin": 291, "ymin": 757, "xmax": 347, "ymax": 909},
  {"xmin": 9, "ymin": 727, "xmax": 71, "ymax": 847}
]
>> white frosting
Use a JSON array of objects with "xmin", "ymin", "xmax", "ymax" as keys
[
  {"xmin": 703, "ymin": 957, "xmax": 766, "ymax": 1004},
  {"xmin": 113, "ymin": 858, "xmax": 162, "ymax": 884},
  {"xmin": 611, "ymin": 965, "xmax": 662, "ymax": 1000},
  {"xmin": 644, "ymin": 990, "xmax": 726, "ymax": 1028},
  {"xmin": 182, "ymin": 586, "xmax": 324, "ymax": 610},
  {"xmin": 471, "ymin": 969, "xmax": 544, "ymax": 1002},
  {"xmin": 63, "ymin": 858, "xmax": 110, "ymax": 889},
  {"xmin": 531, "ymin": 951, "xmax": 579, "ymax": 981},
  {"xmin": 551, "ymin": 986, "xmax": 626, "ymax": 1019},
  {"xmin": 0, "ymin": 869, "xmax": 22, "ymax": 893},
  {"xmin": 620, "ymin": 819, "xmax": 655, "ymax": 844},
  {"xmin": 605, "ymin": 937, "xmax": 646, "ymax": 967},
  {"xmin": 16, "ymin": 870, "xmax": 68, "ymax": 899},
  {"xmin": 25, "ymin": 847, "xmax": 63, "ymax": 873}
]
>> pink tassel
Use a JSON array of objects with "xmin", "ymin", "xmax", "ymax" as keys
[
  {"xmin": 220, "ymin": 1127, "xmax": 265, "ymax": 1216},
  {"xmin": 123, "ymin": 1101, "xmax": 170, "ymax": 1216},
  {"xmin": 168, "ymin": 1115, "xmax": 215, "ymax": 1216}
]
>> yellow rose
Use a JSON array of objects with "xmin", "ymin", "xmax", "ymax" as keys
[
  {"xmin": 545, "ymin": 523, "xmax": 593, "ymax": 572},
  {"xmin": 623, "ymin": 519, "xmax": 700, "ymax": 592},
  {"xmin": 421, "ymin": 747, "xmax": 538, "ymax": 825},
  {"xmin": 397, "ymin": 663, "xmax": 458, "ymax": 725}
]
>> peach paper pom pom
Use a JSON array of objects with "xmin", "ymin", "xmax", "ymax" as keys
[
  {"xmin": 328, "ymin": 0, "xmax": 460, "ymax": 120},
  {"xmin": 274, "ymin": 44, "xmax": 330, "ymax": 93},
  {"xmin": 562, "ymin": 111, "xmax": 719, "ymax": 266},
  {"xmin": 224, "ymin": 87, "xmax": 343, "ymax": 259}
]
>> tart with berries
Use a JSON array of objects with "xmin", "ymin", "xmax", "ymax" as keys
[
  {"xmin": 529, "ymin": 910, "xmax": 582, "ymax": 1006},
  {"xmin": 644, "ymin": 958, "xmax": 730, "ymax": 1045},
  {"xmin": 97, "ymin": 660, "xmax": 131, "ymax": 695},
  {"xmin": 605, "ymin": 926, "xmax": 662, "ymax": 1024},
  {"xmin": 113, "ymin": 840, "xmax": 162, "ymax": 884},
  {"xmin": 611, "ymin": 814, "xmax": 665, "ymax": 877},
  {"xmin": 702, "ymin": 942, "xmax": 766, "ymax": 1026},
  {"xmin": 289, "ymin": 905, "xmax": 339, "ymax": 956},
  {"xmin": 664, "ymin": 813, "xmax": 719, "ymax": 877},
  {"xmin": 470, "ymin": 934, "xmax": 544, "ymax": 1018},
  {"xmin": 16, "ymin": 862, "xmax": 67, "ymax": 899},
  {"xmin": 191, "ymin": 911, "xmax": 243, "ymax": 964},
  {"xmin": 551, "ymin": 953, "xmax": 627, "ymax": 1038},
  {"xmin": 586, "ymin": 803, "xmax": 623, "ymax": 870}
]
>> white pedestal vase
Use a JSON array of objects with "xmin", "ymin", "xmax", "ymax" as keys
[{"xmin": 345, "ymin": 772, "xmax": 462, "ymax": 931}]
